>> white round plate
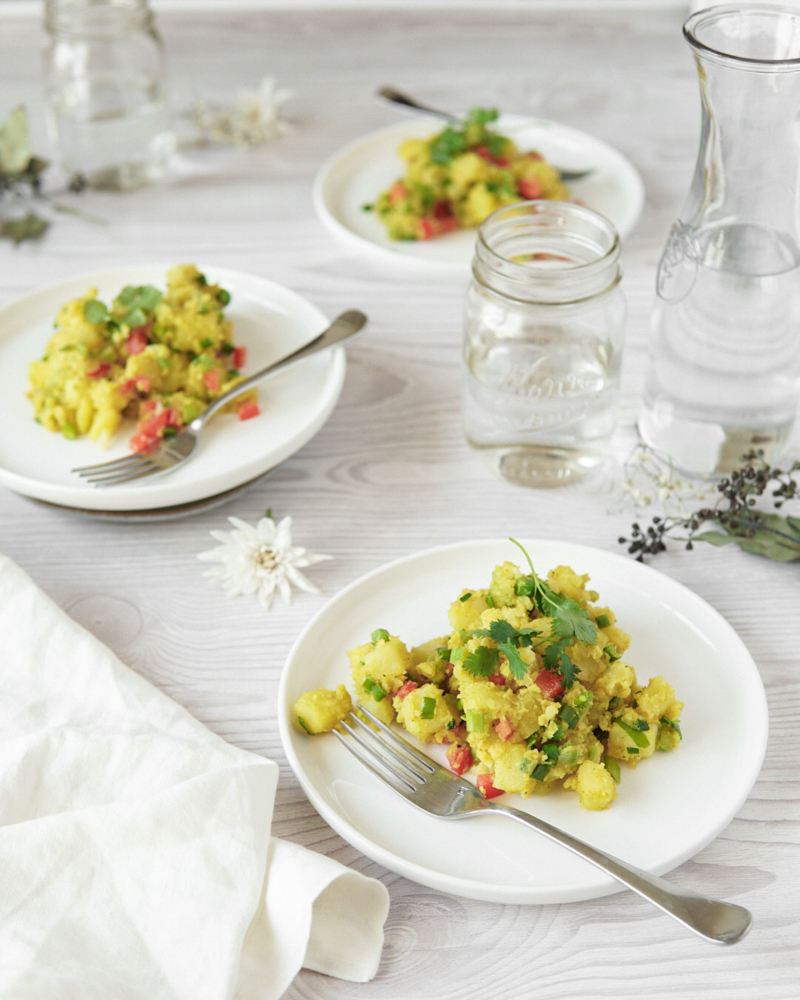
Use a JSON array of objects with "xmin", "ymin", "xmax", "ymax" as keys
[
  {"xmin": 0, "ymin": 265, "xmax": 345, "ymax": 512},
  {"xmin": 279, "ymin": 538, "xmax": 768, "ymax": 904},
  {"xmin": 313, "ymin": 116, "xmax": 646, "ymax": 281}
]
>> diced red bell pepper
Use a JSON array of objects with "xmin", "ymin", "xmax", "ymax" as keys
[
  {"xmin": 519, "ymin": 176, "xmax": 544, "ymax": 201},
  {"xmin": 488, "ymin": 672, "xmax": 506, "ymax": 687},
  {"xmin": 474, "ymin": 144, "xmax": 509, "ymax": 167},
  {"xmin": 476, "ymin": 773, "xmax": 504, "ymax": 799},
  {"xmin": 204, "ymin": 369, "xmax": 221, "ymax": 393},
  {"xmin": 417, "ymin": 216, "xmax": 459, "ymax": 241},
  {"xmin": 118, "ymin": 376, "xmax": 151, "ymax": 396},
  {"xmin": 432, "ymin": 199, "xmax": 453, "ymax": 219},
  {"xmin": 494, "ymin": 718, "xmax": 515, "ymax": 742},
  {"xmin": 87, "ymin": 363, "xmax": 111, "ymax": 379},
  {"xmin": 126, "ymin": 324, "xmax": 151, "ymax": 356},
  {"xmin": 129, "ymin": 404, "xmax": 180, "ymax": 453},
  {"xmin": 238, "ymin": 400, "xmax": 260, "ymax": 421},
  {"xmin": 388, "ymin": 181, "xmax": 408, "ymax": 206},
  {"xmin": 447, "ymin": 723, "xmax": 467, "ymax": 743},
  {"xmin": 394, "ymin": 680, "xmax": 418, "ymax": 700},
  {"xmin": 447, "ymin": 744, "xmax": 473, "ymax": 776},
  {"xmin": 535, "ymin": 669, "xmax": 564, "ymax": 700},
  {"xmin": 525, "ymin": 151, "xmax": 543, "ymax": 162},
  {"xmin": 139, "ymin": 398, "xmax": 157, "ymax": 415},
  {"xmin": 232, "ymin": 346, "xmax": 247, "ymax": 370}
]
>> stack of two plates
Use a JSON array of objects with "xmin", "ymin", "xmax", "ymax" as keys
[{"xmin": 0, "ymin": 265, "xmax": 346, "ymax": 520}]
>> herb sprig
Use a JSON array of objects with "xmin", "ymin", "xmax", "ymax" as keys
[
  {"xmin": 620, "ymin": 452, "xmax": 800, "ymax": 563},
  {"xmin": 429, "ymin": 107, "xmax": 500, "ymax": 165},
  {"xmin": 460, "ymin": 538, "xmax": 597, "ymax": 689}
]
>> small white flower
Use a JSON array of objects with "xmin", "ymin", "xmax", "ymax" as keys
[
  {"xmin": 190, "ymin": 76, "xmax": 292, "ymax": 149},
  {"xmin": 198, "ymin": 515, "xmax": 332, "ymax": 610}
]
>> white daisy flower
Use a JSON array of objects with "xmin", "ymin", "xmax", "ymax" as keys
[{"xmin": 198, "ymin": 515, "xmax": 332, "ymax": 610}]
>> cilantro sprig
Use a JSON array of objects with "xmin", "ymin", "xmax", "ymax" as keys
[
  {"xmin": 429, "ymin": 107, "xmax": 501, "ymax": 165},
  {"xmin": 509, "ymin": 538, "xmax": 597, "ymax": 690},
  {"xmin": 463, "ymin": 618, "xmax": 541, "ymax": 681}
]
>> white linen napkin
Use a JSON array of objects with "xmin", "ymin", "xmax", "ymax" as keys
[{"xmin": 0, "ymin": 553, "xmax": 389, "ymax": 1000}]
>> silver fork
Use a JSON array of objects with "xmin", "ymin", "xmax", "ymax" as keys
[
  {"xmin": 335, "ymin": 705, "xmax": 752, "ymax": 945},
  {"xmin": 73, "ymin": 310, "xmax": 367, "ymax": 487},
  {"xmin": 378, "ymin": 86, "xmax": 594, "ymax": 182}
]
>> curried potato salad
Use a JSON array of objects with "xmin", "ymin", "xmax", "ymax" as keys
[
  {"xmin": 367, "ymin": 108, "xmax": 570, "ymax": 241},
  {"xmin": 294, "ymin": 544, "xmax": 683, "ymax": 811},
  {"xmin": 27, "ymin": 264, "xmax": 259, "ymax": 453}
]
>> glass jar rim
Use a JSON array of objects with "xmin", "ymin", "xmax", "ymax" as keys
[
  {"xmin": 684, "ymin": 3, "xmax": 800, "ymax": 67},
  {"xmin": 473, "ymin": 200, "xmax": 620, "ymax": 304}
]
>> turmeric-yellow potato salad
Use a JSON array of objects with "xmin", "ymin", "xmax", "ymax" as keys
[
  {"xmin": 294, "ymin": 541, "xmax": 683, "ymax": 811},
  {"xmin": 27, "ymin": 264, "xmax": 259, "ymax": 454},
  {"xmin": 366, "ymin": 108, "xmax": 570, "ymax": 241}
]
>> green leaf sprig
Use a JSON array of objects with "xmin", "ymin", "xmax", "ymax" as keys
[
  {"xmin": 0, "ymin": 107, "xmax": 50, "ymax": 244},
  {"xmin": 429, "ymin": 106, "xmax": 500, "ymax": 165},
  {"xmin": 620, "ymin": 451, "xmax": 800, "ymax": 563},
  {"xmin": 460, "ymin": 538, "xmax": 597, "ymax": 690}
]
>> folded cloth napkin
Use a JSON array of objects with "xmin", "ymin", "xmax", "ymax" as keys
[{"xmin": 0, "ymin": 554, "xmax": 389, "ymax": 1000}]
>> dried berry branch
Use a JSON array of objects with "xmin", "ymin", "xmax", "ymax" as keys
[{"xmin": 619, "ymin": 451, "xmax": 800, "ymax": 563}]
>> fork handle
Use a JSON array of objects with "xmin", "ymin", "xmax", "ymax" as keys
[
  {"xmin": 191, "ymin": 310, "xmax": 367, "ymax": 430},
  {"xmin": 491, "ymin": 803, "xmax": 751, "ymax": 944}
]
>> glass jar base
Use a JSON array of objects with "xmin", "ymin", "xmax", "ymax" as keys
[
  {"xmin": 472, "ymin": 444, "xmax": 604, "ymax": 488},
  {"xmin": 76, "ymin": 160, "xmax": 166, "ymax": 192},
  {"xmin": 638, "ymin": 407, "xmax": 793, "ymax": 477}
]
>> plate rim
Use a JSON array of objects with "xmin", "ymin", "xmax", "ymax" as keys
[
  {"xmin": 312, "ymin": 116, "xmax": 646, "ymax": 281},
  {"xmin": 278, "ymin": 537, "xmax": 769, "ymax": 904},
  {"xmin": 0, "ymin": 263, "xmax": 345, "ymax": 512}
]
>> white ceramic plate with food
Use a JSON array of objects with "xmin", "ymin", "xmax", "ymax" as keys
[
  {"xmin": 279, "ymin": 538, "xmax": 767, "ymax": 904},
  {"xmin": 0, "ymin": 265, "xmax": 346, "ymax": 512},
  {"xmin": 313, "ymin": 116, "xmax": 646, "ymax": 282}
]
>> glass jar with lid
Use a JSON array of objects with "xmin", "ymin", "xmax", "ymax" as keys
[
  {"xmin": 43, "ymin": 0, "xmax": 175, "ymax": 190},
  {"xmin": 463, "ymin": 201, "xmax": 626, "ymax": 487}
]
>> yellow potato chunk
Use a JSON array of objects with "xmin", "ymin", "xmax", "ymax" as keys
[
  {"xmin": 565, "ymin": 760, "xmax": 618, "ymax": 810},
  {"xmin": 294, "ymin": 685, "xmax": 352, "ymax": 735},
  {"xmin": 394, "ymin": 683, "xmax": 455, "ymax": 743}
]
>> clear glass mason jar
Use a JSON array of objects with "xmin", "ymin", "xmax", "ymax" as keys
[
  {"xmin": 463, "ymin": 201, "xmax": 626, "ymax": 488},
  {"xmin": 43, "ymin": 0, "xmax": 175, "ymax": 190}
]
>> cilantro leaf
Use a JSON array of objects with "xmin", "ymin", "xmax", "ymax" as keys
[
  {"xmin": 462, "ymin": 645, "xmax": 500, "ymax": 678},
  {"xmin": 430, "ymin": 126, "xmax": 467, "ymax": 164},
  {"xmin": 116, "ymin": 284, "xmax": 162, "ymax": 313},
  {"xmin": 543, "ymin": 590, "xmax": 597, "ymax": 644},
  {"xmin": 486, "ymin": 619, "xmax": 519, "ymax": 645},
  {"xmin": 558, "ymin": 652, "xmax": 580, "ymax": 690},
  {"xmin": 497, "ymin": 641, "xmax": 528, "ymax": 681},
  {"xmin": 542, "ymin": 642, "xmax": 563, "ymax": 672},
  {"xmin": 83, "ymin": 299, "xmax": 110, "ymax": 324},
  {"xmin": 515, "ymin": 626, "xmax": 541, "ymax": 648},
  {"xmin": 463, "ymin": 107, "xmax": 499, "ymax": 127}
]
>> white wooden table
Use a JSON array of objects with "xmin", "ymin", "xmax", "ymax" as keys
[{"xmin": 1, "ymin": 6, "xmax": 798, "ymax": 997}]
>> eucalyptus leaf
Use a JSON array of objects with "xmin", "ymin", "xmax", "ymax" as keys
[
  {"xmin": 0, "ymin": 212, "xmax": 49, "ymax": 244},
  {"xmin": 733, "ymin": 537, "xmax": 800, "ymax": 562},
  {"xmin": 694, "ymin": 531, "xmax": 735, "ymax": 547},
  {"xmin": 786, "ymin": 515, "xmax": 800, "ymax": 537},
  {"xmin": 0, "ymin": 106, "xmax": 31, "ymax": 174}
]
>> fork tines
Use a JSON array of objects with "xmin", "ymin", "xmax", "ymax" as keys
[
  {"xmin": 72, "ymin": 453, "xmax": 160, "ymax": 486},
  {"xmin": 334, "ymin": 705, "xmax": 435, "ymax": 795}
]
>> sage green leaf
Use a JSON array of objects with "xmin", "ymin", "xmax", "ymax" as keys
[
  {"xmin": 0, "ymin": 212, "xmax": 49, "ymax": 244},
  {"xmin": 694, "ymin": 531, "xmax": 735, "ymax": 547},
  {"xmin": 733, "ymin": 537, "xmax": 800, "ymax": 562},
  {"xmin": 785, "ymin": 516, "xmax": 800, "ymax": 537},
  {"xmin": 0, "ymin": 106, "xmax": 31, "ymax": 174}
]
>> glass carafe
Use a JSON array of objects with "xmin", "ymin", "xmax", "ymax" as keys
[{"xmin": 640, "ymin": 4, "xmax": 800, "ymax": 475}]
